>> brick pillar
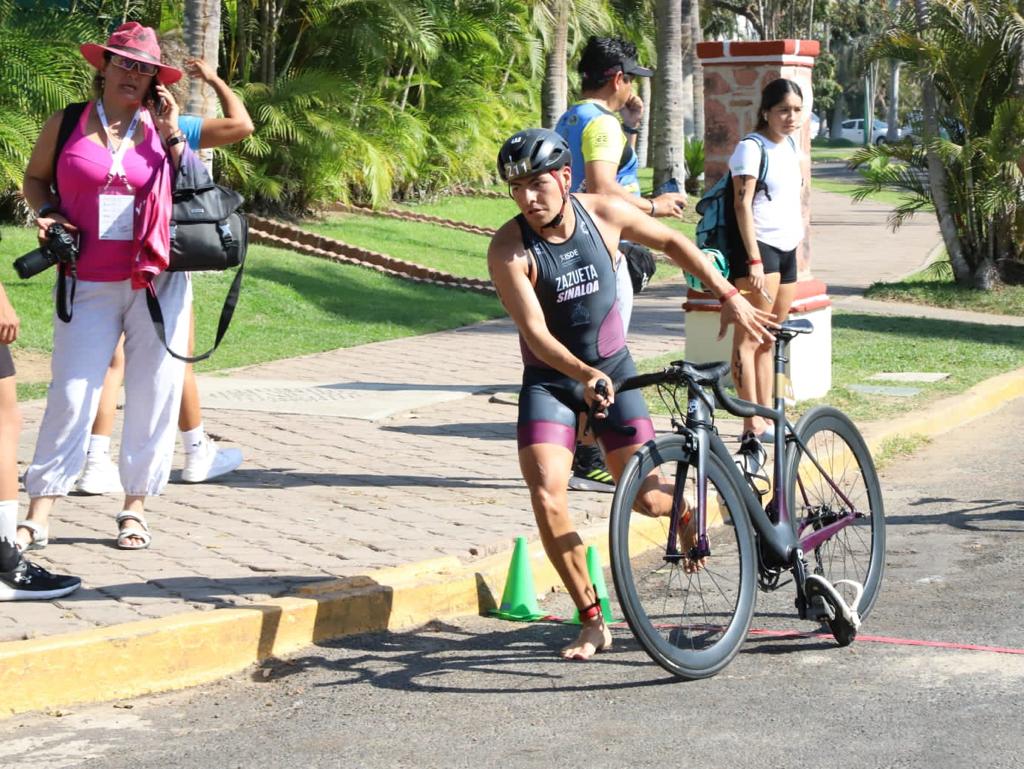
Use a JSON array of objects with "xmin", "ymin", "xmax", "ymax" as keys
[
  {"xmin": 697, "ymin": 38, "xmax": 819, "ymax": 274},
  {"xmin": 686, "ymin": 39, "xmax": 831, "ymax": 401}
]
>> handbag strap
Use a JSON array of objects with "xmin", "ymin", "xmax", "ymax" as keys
[{"xmin": 145, "ymin": 255, "xmax": 245, "ymax": 363}]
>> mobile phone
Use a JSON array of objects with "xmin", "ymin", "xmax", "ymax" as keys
[
  {"xmin": 653, "ymin": 177, "xmax": 681, "ymax": 196},
  {"xmin": 148, "ymin": 81, "xmax": 165, "ymax": 115}
]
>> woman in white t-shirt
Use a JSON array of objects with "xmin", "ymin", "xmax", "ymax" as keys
[{"xmin": 728, "ymin": 78, "xmax": 805, "ymax": 446}]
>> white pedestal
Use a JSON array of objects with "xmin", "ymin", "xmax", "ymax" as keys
[{"xmin": 682, "ymin": 279, "xmax": 832, "ymax": 401}]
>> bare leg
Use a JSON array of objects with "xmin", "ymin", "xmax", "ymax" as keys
[
  {"xmin": 753, "ymin": 274, "xmax": 782, "ymax": 411},
  {"xmin": 178, "ymin": 312, "xmax": 201, "ymax": 432},
  {"xmin": 732, "ymin": 276, "xmax": 776, "ymax": 436},
  {"xmin": 0, "ymin": 376, "xmax": 20, "ymax": 501},
  {"xmin": 605, "ymin": 443, "xmax": 705, "ymax": 573},
  {"xmin": 518, "ymin": 443, "xmax": 610, "ymax": 660}
]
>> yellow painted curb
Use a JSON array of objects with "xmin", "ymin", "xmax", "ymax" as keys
[
  {"xmin": 861, "ymin": 365, "xmax": 1024, "ymax": 456},
  {"xmin": 0, "ymin": 525, "xmax": 611, "ymax": 718}
]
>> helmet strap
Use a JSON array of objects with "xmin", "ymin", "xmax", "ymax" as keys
[{"xmin": 541, "ymin": 170, "xmax": 568, "ymax": 230}]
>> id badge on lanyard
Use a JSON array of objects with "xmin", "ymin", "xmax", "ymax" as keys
[{"xmin": 96, "ymin": 102, "xmax": 140, "ymax": 242}]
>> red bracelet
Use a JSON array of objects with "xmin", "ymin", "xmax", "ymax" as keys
[
  {"xmin": 719, "ymin": 287, "xmax": 739, "ymax": 303},
  {"xmin": 579, "ymin": 600, "xmax": 603, "ymax": 622},
  {"xmin": 748, "ymin": 259, "xmax": 763, "ymax": 266}
]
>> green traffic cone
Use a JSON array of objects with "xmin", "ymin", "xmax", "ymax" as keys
[
  {"xmin": 567, "ymin": 545, "xmax": 615, "ymax": 625},
  {"xmin": 491, "ymin": 536, "xmax": 545, "ymax": 621}
]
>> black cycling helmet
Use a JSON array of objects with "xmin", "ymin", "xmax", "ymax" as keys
[{"xmin": 497, "ymin": 128, "xmax": 571, "ymax": 182}]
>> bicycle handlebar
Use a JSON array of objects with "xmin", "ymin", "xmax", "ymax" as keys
[{"xmin": 618, "ymin": 362, "xmax": 776, "ymax": 422}]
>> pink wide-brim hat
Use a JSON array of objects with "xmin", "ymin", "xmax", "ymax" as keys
[{"xmin": 80, "ymin": 22, "xmax": 183, "ymax": 85}]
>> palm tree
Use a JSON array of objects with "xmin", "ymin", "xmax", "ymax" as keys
[
  {"xmin": 183, "ymin": 0, "xmax": 221, "ymax": 118},
  {"xmin": 652, "ymin": 0, "xmax": 685, "ymax": 188},
  {"xmin": 855, "ymin": 0, "xmax": 1024, "ymax": 287},
  {"xmin": 0, "ymin": 3, "xmax": 99, "ymax": 198},
  {"xmin": 540, "ymin": 0, "xmax": 569, "ymax": 128}
]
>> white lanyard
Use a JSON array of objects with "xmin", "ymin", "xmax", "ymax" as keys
[{"xmin": 96, "ymin": 100, "xmax": 141, "ymax": 181}]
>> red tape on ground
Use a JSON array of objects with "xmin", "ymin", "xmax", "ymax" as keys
[
  {"xmin": 745, "ymin": 627, "xmax": 1024, "ymax": 655},
  {"xmin": 544, "ymin": 617, "xmax": 1024, "ymax": 655}
]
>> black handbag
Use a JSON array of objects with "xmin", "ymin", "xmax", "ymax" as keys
[{"xmin": 146, "ymin": 146, "xmax": 248, "ymax": 363}]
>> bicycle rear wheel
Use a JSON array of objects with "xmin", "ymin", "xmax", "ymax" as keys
[
  {"xmin": 610, "ymin": 434, "xmax": 757, "ymax": 679},
  {"xmin": 786, "ymin": 406, "xmax": 886, "ymax": 620}
]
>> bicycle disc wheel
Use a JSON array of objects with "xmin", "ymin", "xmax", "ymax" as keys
[
  {"xmin": 610, "ymin": 434, "xmax": 757, "ymax": 679},
  {"xmin": 786, "ymin": 406, "xmax": 886, "ymax": 619}
]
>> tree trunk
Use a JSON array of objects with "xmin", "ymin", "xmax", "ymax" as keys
[
  {"xmin": 184, "ymin": 0, "xmax": 221, "ymax": 116},
  {"xmin": 886, "ymin": 0, "xmax": 901, "ymax": 142},
  {"xmin": 637, "ymin": 76, "xmax": 651, "ymax": 169},
  {"xmin": 913, "ymin": 0, "xmax": 970, "ymax": 284},
  {"xmin": 681, "ymin": 0, "xmax": 695, "ymax": 138},
  {"xmin": 886, "ymin": 61, "xmax": 902, "ymax": 142},
  {"xmin": 653, "ymin": 0, "xmax": 686, "ymax": 188},
  {"xmin": 691, "ymin": 0, "xmax": 704, "ymax": 140},
  {"xmin": 540, "ymin": 0, "xmax": 569, "ymax": 129}
]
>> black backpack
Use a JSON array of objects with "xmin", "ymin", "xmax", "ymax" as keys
[
  {"xmin": 53, "ymin": 103, "xmax": 247, "ymax": 362},
  {"xmin": 620, "ymin": 240, "xmax": 656, "ymax": 293}
]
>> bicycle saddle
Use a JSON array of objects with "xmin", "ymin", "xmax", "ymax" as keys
[{"xmin": 775, "ymin": 318, "xmax": 814, "ymax": 341}]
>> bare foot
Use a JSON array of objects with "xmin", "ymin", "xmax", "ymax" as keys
[
  {"xmin": 560, "ymin": 617, "xmax": 612, "ymax": 661},
  {"xmin": 676, "ymin": 507, "xmax": 707, "ymax": 574}
]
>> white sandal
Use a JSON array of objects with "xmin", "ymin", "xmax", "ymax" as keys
[
  {"xmin": 16, "ymin": 520, "xmax": 49, "ymax": 551},
  {"xmin": 115, "ymin": 512, "xmax": 152, "ymax": 551}
]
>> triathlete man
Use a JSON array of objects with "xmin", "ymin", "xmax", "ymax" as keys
[{"xmin": 487, "ymin": 128, "xmax": 774, "ymax": 660}]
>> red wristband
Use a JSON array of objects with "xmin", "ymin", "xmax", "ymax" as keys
[
  {"xmin": 719, "ymin": 287, "xmax": 739, "ymax": 303},
  {"xmin": 748, "ymin": 259, "xmax": 763, "ymax": 266}
]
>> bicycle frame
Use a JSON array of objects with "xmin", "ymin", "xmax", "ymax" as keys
[{"xmin": 674, "ymin": 331, "xmax": 866, "ymax": 613}]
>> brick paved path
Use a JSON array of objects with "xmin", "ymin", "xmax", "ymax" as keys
[{"xmin": 0, "ymin": 187, "xmax": 947, "ymax": 641}]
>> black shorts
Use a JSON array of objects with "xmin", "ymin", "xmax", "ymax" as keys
[
  {"xmin": 0, "ymin": 346, "xmax": 14, "ymax": 379},
  {"xmin": 517, "ymin": 348, "xmax": 655, "ymax": 453},
  {"xmin": 729, "ymin": 240, "xmax": 797, "ymax": 285}
]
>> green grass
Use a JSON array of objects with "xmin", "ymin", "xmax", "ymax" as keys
[
  {"xmin": 874, "ymin": 433, "xmax": 931, "ymax": 469},
  {"xmin": 397, "ymin": 197, "xmax": 511, "ymax": 231},
  {"xmin": 865, "ymin": 266, "xmax": 1024, "ymax": 317},
  {"xmin": 636, "ymin": 312, "xmax": 1024, "ymax": 424},
  {"xmin": 809, "ymin": 146, "xmax": 858, "ymax": 163},
  {"xmin": 301, "ymin": 213, "xmax": 494, "ymax": 281},
  {"xmin": 811, "ymin": 177, "xmax": 923, "ymax": 209},
  {"xmin": 0, "ymin": 225, "xmax": 504, "ymax": 375}
]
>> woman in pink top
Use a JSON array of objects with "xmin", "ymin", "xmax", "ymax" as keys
[{"xmin": 18, "ymin": 23, "xmax": 190, "ymax": 551}]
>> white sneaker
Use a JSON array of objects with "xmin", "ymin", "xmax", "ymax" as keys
[
  {"xmin": 74, "ymin": 454, "xmax": 123, "ymax": 495},
  {"xmin": 181, "ymin": 436, "xmax": 243, "ymax": 483}
]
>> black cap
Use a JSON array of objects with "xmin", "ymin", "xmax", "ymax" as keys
[{"xmin": 586, "ymin": 54, "xmax": 653, "ymax": 81}]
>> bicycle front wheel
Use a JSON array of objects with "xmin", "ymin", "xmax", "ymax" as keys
[
  {"xmin": 610, "ymin": 434, "xmax": 757, "ymax": 679},
  {"xmin": 786, "ymin": 406, "xmax": 886, "ymax": 619}
]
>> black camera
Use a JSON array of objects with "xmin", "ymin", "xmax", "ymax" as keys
[{"xmin": 14, "ymin": 223, "xmax": 79, "ymax": 280}]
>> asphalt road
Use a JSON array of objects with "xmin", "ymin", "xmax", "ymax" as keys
[{"xmin": 2, "ymin": 400, "xmax": 1022, "ymax": 769}]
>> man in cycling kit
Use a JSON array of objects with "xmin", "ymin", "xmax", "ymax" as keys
[
  {"xmin": 488, "ymin": 128, "xmax": 774, "ymax": 660},
  {"xmin": 555, "ymin": 36, "xmax": 688, "ymax": 494}
]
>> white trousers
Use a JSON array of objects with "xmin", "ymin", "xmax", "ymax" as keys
[{"xmin": 25, "ymin": 273, "xmax": 192, "ymax": 498}]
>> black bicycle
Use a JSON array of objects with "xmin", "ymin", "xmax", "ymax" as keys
[{"xmin": 607, "ymin": 318, "xmax": 885, "ymax": 679}]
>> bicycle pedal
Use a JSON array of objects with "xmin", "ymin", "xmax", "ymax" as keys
[{"xmin": 805, "ymin": 594, "xmax": 835, "ymax": 622}]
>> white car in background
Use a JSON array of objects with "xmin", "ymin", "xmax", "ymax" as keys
[{"xmin": 839, "ymin": 118, "xmax": 898, "ymax": 144}]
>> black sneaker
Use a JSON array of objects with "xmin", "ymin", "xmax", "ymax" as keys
[
  {"xmin": 0, "ymin": 558, "xmax": 81, "ymax": 601},
  {"xmin": 569, "ymin": 443, "xmax": 615, "ymax": 493}
]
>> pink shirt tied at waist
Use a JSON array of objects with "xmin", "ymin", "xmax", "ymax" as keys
[{"xmin": 55, "ymin": 101, "xmax": 173, "ymax": 289}]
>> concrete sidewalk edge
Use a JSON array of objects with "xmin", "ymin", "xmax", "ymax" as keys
[{"xmin": 1, "ymin": 366, "xmax": 1022, "ymax": 718}]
